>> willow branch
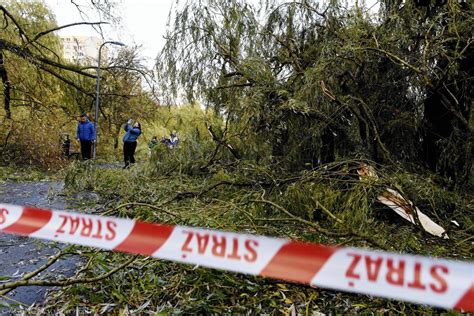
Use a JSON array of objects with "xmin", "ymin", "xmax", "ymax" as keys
[
  {"xmin": 358, "ymin": 47, "xmax": 424, "ymax": 75},
  {"xmin": 40, "ymin": 66, "xmax": 93, "ymax": 96},
  {"xmin": 252, "ymin": 198, "xmax": 388, "ymax": 249},
  {"xmin": 250, "ymin": 199, "xmax": 350, "ymax": 237},
  {"xmin": 29, "ymin": 21, "xmax": 109, "ymax": 45},
  {"xmin": 105, "ymin": 202, "xmax": 178, "ymax": 218},
  {"xmin": 0, "ymin": 39, "xmax": 95, "ymax": 79},
  {"xmin": 0, "ymin": 249, "xmax": 66, "ymax": 296},
  {"xmin": 0, "ymin": 255, "xmax": 137, "ymax": 291},
  {"xmin": 0, "ymin": 5, "xmax": 30, "ymax": 42}
]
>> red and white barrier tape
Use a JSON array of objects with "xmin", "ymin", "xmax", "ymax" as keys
[{"xmin": 0, "ymin": 203, "xmax": 472, "ymax": 311}]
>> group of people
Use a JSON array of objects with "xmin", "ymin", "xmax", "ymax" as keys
[
  {"xmin": 75, "ymin": 113, "xmax": 178, "ymax": 168},
  {"xmin": 148, "ymin": 131, "xmax": 179, "ymax": 150}
]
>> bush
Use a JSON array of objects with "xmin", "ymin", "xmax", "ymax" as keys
[{"xmin": 0, "ymin": 112, "xmax": 69, "ymax": 169}]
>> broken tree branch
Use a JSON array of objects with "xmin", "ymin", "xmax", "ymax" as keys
[
  {"xmin": 0, "ymin": 255, "xmax": 137, "ymax": 291},
  {"xmin": 0, "ymin": 248, "xmax": 75, "ymax": 296},
  {"xmin": 28, "ymin": 21, "xmax": 109, "ymax": 45},
  {"xmin": 0, "ymin": 38, "xmax": 96, "ymax": 79}
]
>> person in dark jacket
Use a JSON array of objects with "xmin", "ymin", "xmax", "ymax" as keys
[
  {"xmin": 123, "ymin": 118, "xmax": 142, "ymax": 168},
  {"xmin": 76, "ymin": 114, "xmax": 96, "ymax": 160},
  {"xmin": 62, "ymin": 134, "xmax": 71, "ymax": 158},
  {"xmin": 148, "ymin": 136, "xmax": 158, "ymax": 150}
]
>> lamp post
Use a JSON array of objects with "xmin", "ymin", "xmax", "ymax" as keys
[{"xmin": 93, "ymin": 40, "xmax": 125, "ymax": 159}]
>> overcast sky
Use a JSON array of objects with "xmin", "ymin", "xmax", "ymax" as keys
[
  {"xmin": 45, "ymin": 0, "xmax": 175, "ymax": 66},
  {"xmin": 44, "ymin": 0, "xmax": 378, "ymax": 68}
]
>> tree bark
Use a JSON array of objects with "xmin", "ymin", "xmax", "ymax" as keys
[
  {"xmin": 422, "ymin": 38, "xmax": 473, "ymax": 184},
  {"xmin": 0, "ymin": 52, "xmax": 11, "ymax": 119}
]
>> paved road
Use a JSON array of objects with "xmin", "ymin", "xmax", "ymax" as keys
[{"xmin": 0, "ymin": 181, "xmax": 83, "ymax": 313}]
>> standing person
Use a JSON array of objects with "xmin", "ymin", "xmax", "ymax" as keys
[
  {"xmin": 76, "ymin": 113, "xmax": 96, "ymax": 160},
  {"xmin": 62, "ymin": 134, "xmax": 71, "ymax": 158},
  {"xmin": 148, "ymin": 136, "xmax": 158, "ymax": 150},
  {"xmin": 123, "ymin": 118, "xmax": 141, "ymax": 168},
  {"xmin": 169, "ymin": 130, "xmax": 179, "ymax": 148},
  {"xmin": 148, "ymin": 136, "xmax": 158, "ymax": 157}
]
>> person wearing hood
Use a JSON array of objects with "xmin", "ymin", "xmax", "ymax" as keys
[
  {"xmin": 169, "ymin": 130, "xmax": 179, "ymax": 148},
  {"xmin": 123, "ymin": 118, "xmax": 142, "ymax": 168},
  {"xmin": 76, "ymin": 113, "xmax": 96, "ymax": 160}
]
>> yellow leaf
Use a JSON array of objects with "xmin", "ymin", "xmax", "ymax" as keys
[
  {"xmin": 277, "ymin": 283, "xmax": 288, "ymax": 290},
  {"xmin": 353, "ymin": 304, "xmax": 367, "ymax": 308}
]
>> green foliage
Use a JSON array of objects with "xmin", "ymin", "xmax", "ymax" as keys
[
  {"xmin": 157, "ymin": 0, "xmax": 473, "ymax": 185},
  {"xmin": 95, "ymin": 47, "xmax": 158, "ymax": 156},
  {"xmin": 0, "ymin": 166, "xmax": 49, "ymax": 182},
  {"xmin": 1, "ymin": 0, "xmax": 64, "ymax": 107},
  {"xmin": 1, "ymin": 0, "xmax": 472, "ymax": 313},
  {"xmin": 143, "ymin": 103, "xmax": 224, "ymax": 175},
  {"xmin": 1, "ymin": 2, "xmax": 159, "ymax": 169},
  {"xmin": 147, "ymin": 136, "xmax": 213, "ymax": 175},
  {"xmin": 1, "ymin": 0, "xmax": 59, "ymax": 45},
  {"xmin": 0, "ymin": 1, "xmax": 77, "ymax": 168},
  {"xmin": 39, "ymin": 158, "xmax": 471, "ymax": 314},
  {"xmin": 0, "ymin": 107, "xmax": 70, "ymax": 168}
]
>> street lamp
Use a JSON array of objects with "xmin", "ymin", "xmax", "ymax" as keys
[{"xmin": 93, "ymin": 40, "xmax": 125, "ymax": 159}]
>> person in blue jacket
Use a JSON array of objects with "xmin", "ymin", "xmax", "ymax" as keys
[
  {"xmin": 123, "ymin": 118, "xmax": 142, "ymax": 168},
  {"xmin": 76, "ymin": 113, "xmax": 96, "ymax": 160}
]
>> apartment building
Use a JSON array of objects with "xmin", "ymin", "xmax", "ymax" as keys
[{"xmin": 61, "ymin": 36, "xmax": 105, "ymax": 64}]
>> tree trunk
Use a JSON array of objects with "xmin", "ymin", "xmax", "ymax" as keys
[
  {"xmin": 422, "ymin": 42, "xmax": 473, "ymax": 184},
  {"xmin": 0, "ymin": 52, "xmax": 11, "ymax": 119}
]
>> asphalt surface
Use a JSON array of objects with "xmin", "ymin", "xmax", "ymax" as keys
[{"xmin": 0, "ymin": 181, "xmax": 82, "ymax": 313}]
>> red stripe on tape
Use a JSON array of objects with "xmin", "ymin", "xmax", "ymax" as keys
[
  {"xmin": 2, "ymin": 207, "xmax": 52, "ymax": 235},
  {"xmin": 114, "ymin": 222, "xmax": 174, "ymax": 255},
  {"xmin": 0, "ymin": 203, "xmax": 472, "ymax": 312},
  {"xmin": 454, "ymin": 283, "xmax": 474, "ymax": 312},
  {"xmin": 260, "ymin": 242, "xmax": 336, "ymax": 283}
]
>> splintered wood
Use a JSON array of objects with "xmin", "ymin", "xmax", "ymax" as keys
[{"xmin": 357, "ymin": 164, "xmax": 448, "ymax": 239}]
